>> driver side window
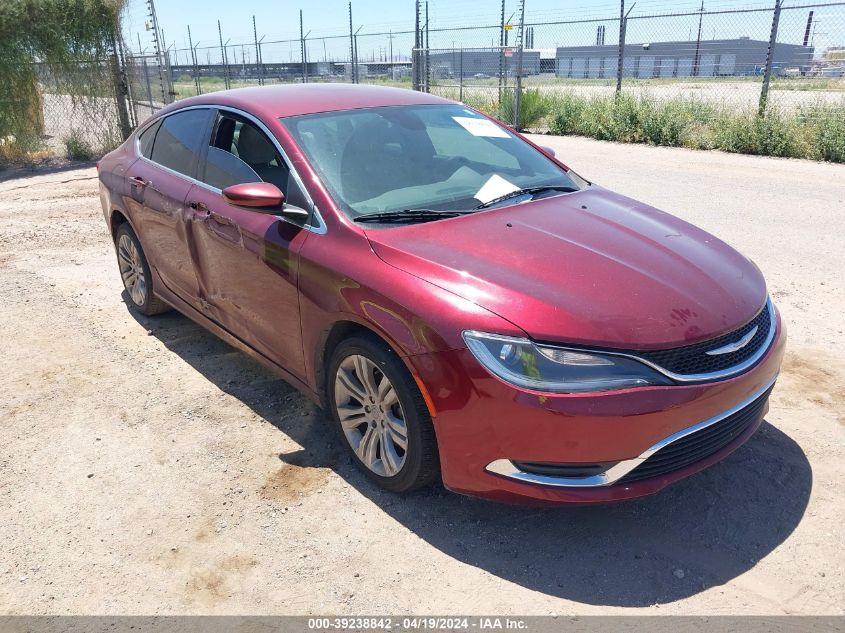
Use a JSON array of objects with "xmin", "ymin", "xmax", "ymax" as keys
[{"xmin": 201, "ymin": 113, "xmax": 290, "ymax": 194}]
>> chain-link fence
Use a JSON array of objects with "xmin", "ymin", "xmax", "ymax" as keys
[
  {"xmin": 129, "ymin": 0, "xmax": 842, "ymax": 131},
  {"xmin": 145, "ymin": 28, "xmax": 419, "ymax": 108},
  {"xmin": 413, "ymin": 1, "xmax": 844, "ymax": 129},
  {"xmin": 4, "ymin": 52, "xmax": 132, "ymax": 164},
  {"xmin": 8, "ymin": 0, "xmax": 844, "ymax": 163}
]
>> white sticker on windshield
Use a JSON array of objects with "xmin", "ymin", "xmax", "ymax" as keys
[
  {"xmin": 453, "ymin": 116, "xmax": 511, "ymax": 139},
  {"xmin": 474, "ymin": 174, "xmax": 520, "ymax": 204}
]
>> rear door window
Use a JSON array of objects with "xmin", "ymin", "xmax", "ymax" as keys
[
  {"xmin": 138, "ymin": 119, "xmax": 161, "ymax": 159},
  {"xmin": 149, "ymin": 108, "xmax": 212, "ymax": 178}
]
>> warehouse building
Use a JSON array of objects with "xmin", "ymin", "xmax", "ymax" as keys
[
  {"xmin": 428, "ymin": 49, "xmax": 542, "ymax": 78},
  {"xmin": 555, "ymin": 37, "xmax": 814, "ymax": 79}
]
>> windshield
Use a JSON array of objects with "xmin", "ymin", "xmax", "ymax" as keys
[{"xmin": 281, "ymin": 104, "xmax": 582, "ymax": 220}]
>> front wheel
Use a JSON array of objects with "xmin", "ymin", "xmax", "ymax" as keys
[{"xmin": 327, "ymin": 334, "xmax": 440, "ymax": 493}]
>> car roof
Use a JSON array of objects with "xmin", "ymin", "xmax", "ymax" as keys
[{"xmin": 159, "ymin": 83, "xmax": 454, "ymax": 120}]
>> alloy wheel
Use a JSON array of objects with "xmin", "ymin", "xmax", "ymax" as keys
[
  {"xmin": 334, "ymin": 354, "xmax": 408, "ymax": 477},
  {"xmin": 117, "ymin": 233, "xmax": 147, "ymax": 306}
]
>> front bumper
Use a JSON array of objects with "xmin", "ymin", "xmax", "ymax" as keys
[{"xmin": 408, "ymin": 310, "xmax": 785, "ymax": 504}]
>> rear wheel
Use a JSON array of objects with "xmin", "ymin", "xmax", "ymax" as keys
[
  {"xmin": 115, "ymin": 224, "xmax": 170, "ymax": 316},
  {"xmin": 327, "ymin": 334, "xmax": 439, "ymax": 492}
]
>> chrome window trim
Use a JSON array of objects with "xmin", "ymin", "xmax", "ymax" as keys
[
  {"xmin": 133, "ymin": 104, "xmax": 327, "ymax": 235},
  {"xmin": 485, "ymin": 372, "xmax": 777, "ymax": 488},
  {"xmin": 537, "ymin": 298, "xmax": 777, "ymax": 384}
]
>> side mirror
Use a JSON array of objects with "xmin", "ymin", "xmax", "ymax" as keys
[
  {"xmin": 222, "ymin": 182, "xmax": 309, "ymax": 220},
  {"xmin": 222, "ymin": 182, "xmax": 284, "ymax": 210},
  {"xmin": 539, "ymin": 145, "xmax": 556, "ymax": 158}
]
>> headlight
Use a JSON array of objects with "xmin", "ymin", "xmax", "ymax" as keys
[{"xmin": 462, "ymin": 330, "xmax": 672, "ymax": 393}]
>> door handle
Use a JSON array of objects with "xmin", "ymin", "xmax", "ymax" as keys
[
  {"xmin": 130, "ymin": 176, "xmax": 149, "ymax": 188},
  {"xmin": 189, "ymin": 200, "xmax": 210, "ymax": 216}
]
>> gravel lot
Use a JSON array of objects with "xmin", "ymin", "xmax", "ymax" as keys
[{"xmin": 0, "ymin": 137, "xmax": 842, "ymax": 615}]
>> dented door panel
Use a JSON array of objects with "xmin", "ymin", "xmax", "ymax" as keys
[{"xmin": 185, "ymin": 184, "xmax": 310, "ymax": 379}]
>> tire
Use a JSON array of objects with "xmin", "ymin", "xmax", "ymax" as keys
[
  {"xmin": 114, "ymin": 223, "xmax": 170, "ymax": 316},
  {"xmin": 327, "ymin": 333, "xmax": 440, "ymax": 493}
]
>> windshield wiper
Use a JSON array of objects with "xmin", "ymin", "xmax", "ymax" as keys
[
  {"xmin": 353, "ymin": 208, "xmax": 477, "ymax": 224},
  {"xmin": 474, "ymin": 185, "xmax": 579, "ymax": 210}
]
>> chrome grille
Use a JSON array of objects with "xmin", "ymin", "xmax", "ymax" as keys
[{"xmin": 636, "ymin": 301, "xmax": 772, "ymax": 378}]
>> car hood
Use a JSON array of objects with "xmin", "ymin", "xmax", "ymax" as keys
[{"xmin": 364, "ymin": 186, "xmax": 767, "ymax": 350}]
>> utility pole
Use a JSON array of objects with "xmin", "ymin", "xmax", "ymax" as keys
[{"xmin": 692, "ymin": 0, "xmax": 705, "ymax": 76}]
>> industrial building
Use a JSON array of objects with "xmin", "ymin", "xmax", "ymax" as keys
[
  {"xmin": 555, "ymin": 37, "xmax": 814, "ymax": 79},
  {"xmin": 427, "ymin": 49, "xmax": 542, "ymax": 78}
]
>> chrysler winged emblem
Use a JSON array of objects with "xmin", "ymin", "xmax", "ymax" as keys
[{"xmin": 705, "ymin": 326, "xmax": 759, "ymax": 356}]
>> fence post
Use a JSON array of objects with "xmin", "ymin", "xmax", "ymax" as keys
[
  {"xmin": 349, "ymin": 2, "xmax": 357, "ymax": 84},
  {"xmin": 692, "ymin": 0, "xmax": 704, "ymax": 76},
  {"xmin": 164, "ymin": 48, "xmax": 175, "ymax": 102},
  {"xmin": 412, "ymin": 0, "xmax": 420, "ymax": 90},
  {"xmin": 459, "ymin": 48, "xmax": 464, "ymax": 102},
  {"xmin": 424, "ymin": 1, "xmax": 430, "ymax": 92},
  {"xmin": 513, "ymin": 0, "xmax": 525, "ymax": 129},
  {"xmin": 759, "ymin": 0, "xmax": 782, "ymax": 117},
  {"xmin": 142, "ymin": 57, "xmax": 154, "ymax": 112},
  {"xmin": 110, "ymin": 30, "xmax": 133, "ymax": 140},
  {"xmin": 218, "ymin": 21, "xmax": 230, "ymax": 90},
  {"xmin": 193, "ymin": 44, "xmax": 203, "ymax": 95},
  {"xmin": 300, "ymin": 10, "xmax": 308, "ymax": 83},
  {"xmin": 253, "ymin": 16, "xmax": 263, "ymax": 86},
  {"xmin": 187, "ymin": 26, "xmax": 199, "ymax": 95},
  {"xmin": 354, "ymin": 28, "xmax": 362, "ymax": 83},
  {"xmin": 615, "ymin": 0, "xmax": 625, "ymax": 93},
  {"xmin": 498, "ymin": 0, "xmax": 505, "ymax": 102}
]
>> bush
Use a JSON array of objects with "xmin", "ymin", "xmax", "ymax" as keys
[
  {"xmin": 641, "ymin": 97, "xmax": 717, "ymax": 146},
  {"xmin": 64, "ymin": 131, "xmax": 94, "ymax": 161},
  {"xmin": 546, "ymin": 90, "xmax": 844, "ymax": 163},
  {"xmin": 499, "ymin": 88, "xmax": 552, "ymax": 131},
  {"xmin": 714, "ymin": 108, "xmax": 810, "ymax": 158},
  {"xmin": 0, "ymin": 0, "xmax": 127, "ymax": 166},
  {"xmin": 549, "ymin": 92, "xmax": 587, "ymax": 136},
  {"xmin": 803, "ymin": 104, "xmax": 845, "ymax": 163}
]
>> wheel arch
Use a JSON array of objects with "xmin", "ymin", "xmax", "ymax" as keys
[
  {"xmin": 313, "ymin": 318, "xmax": 436, "ymax": 417},
  {"xmin": 109, "ymin": 208, "xmax": 132, "ymax": 240}
]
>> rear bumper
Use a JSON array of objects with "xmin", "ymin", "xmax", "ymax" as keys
[{"xmin": 408, "ymin": 311, "xmax": 785, "ymax": 504}]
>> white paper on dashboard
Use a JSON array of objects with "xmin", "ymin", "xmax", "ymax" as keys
[
  {"xmin": 473, "ymin": 174, "xmax": 520, "ymax": 203},
  {"xmin": 452, "ymin": 116, "xmax": 511, "ymax": 138}
]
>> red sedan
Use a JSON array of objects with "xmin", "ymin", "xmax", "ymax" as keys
[{"xmin": 97, "ymin": 84, "xmax": 785, "ymax": 504}]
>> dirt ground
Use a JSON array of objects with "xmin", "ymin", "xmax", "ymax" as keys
[{"xmin": 0, "ymin": 137, "xmax": 843, "ymax": 615}]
